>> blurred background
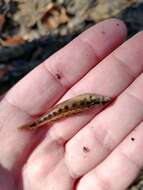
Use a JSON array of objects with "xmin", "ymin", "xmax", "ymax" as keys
[{"xmin": 0, "ymin": 1, "xmax": 143, "ymax": 189}]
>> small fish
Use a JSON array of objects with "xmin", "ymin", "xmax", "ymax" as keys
[{"xmin": 20, "ymin": 93, "xmax": 112, "ymax": 130}]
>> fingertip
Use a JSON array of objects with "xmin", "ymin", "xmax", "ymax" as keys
[
  {"xmin": 81, "ymin": 18, "xmax": 127, "ymax": 40},
  {"xmin": 104, "ymin": 18, "xmax": 128, "ymax": 38},
  {"xmin": 79, "ymin": 18, "xmax": 127, "ymax": 59},
  {"xmin": 130, "ymin": 30, "xmax": 143, "ymax": 41}
]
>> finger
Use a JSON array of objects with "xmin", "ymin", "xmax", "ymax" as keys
[
  {"xmin": 23, "ymin": 155, "xmax": 74, "ymax": 190},
  {"xmin": 48, "ymin": 31, "xmax": 143, "ymax": 143},
  {"xmin": 5, "ymin": 19, "xmax": 125, "ymax": 115},
  {"xmin": 77, "ymin": 121, "xmax": 143, "ymax": 190},
  {"xmin": 64, "ymin": 72, "xmax": 143, "ymax": 177},
  {"xmin": 0, "ymin": 19, "xmax": 126, "ymax": 173}
]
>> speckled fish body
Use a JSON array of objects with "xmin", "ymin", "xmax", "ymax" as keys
[{"xmin": 20, "ymin": 93, "xmax": 111, "ymax": 130}]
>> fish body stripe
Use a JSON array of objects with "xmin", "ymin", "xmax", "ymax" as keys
[{"xmin": 20, "ymin": 93, "xmax": 111, "ymax": 130}]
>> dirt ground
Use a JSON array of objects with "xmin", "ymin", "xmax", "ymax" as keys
[{"xmin": 0, "ymin": 0, "xmax": 143, "ymax": 94}]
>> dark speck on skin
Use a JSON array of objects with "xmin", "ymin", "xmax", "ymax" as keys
[
  {"xmin": 131, "ymin": 137, "xmax": 135, "ymax": 141},
  {"xmin": 116, "ymin": 23, "xmax": 119, "ymax": 26},
  {"xmin": 101, "ymin": 30, "xmax": 106, "ymax": 34},
  {"xmin": 56, "ymin": 73, "xmax": 61, "ymax": 79},
  {"xmin": 83, "ymin": 146, "xmax": 90, "ymax": 153}
]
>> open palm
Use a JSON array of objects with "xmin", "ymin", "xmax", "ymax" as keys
[{"xmin": 0, "ymin": 19, "xmax": 143, "ymax": 190}]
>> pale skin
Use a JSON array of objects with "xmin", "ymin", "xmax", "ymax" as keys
[{"xmin": 0, "ymin": 18, "xmax": 143, "ymax": 190}]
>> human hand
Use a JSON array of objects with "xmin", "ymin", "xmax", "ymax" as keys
[{"xmin": 0, "ymin": 18, "xmax": 143, "ymax": 190}]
